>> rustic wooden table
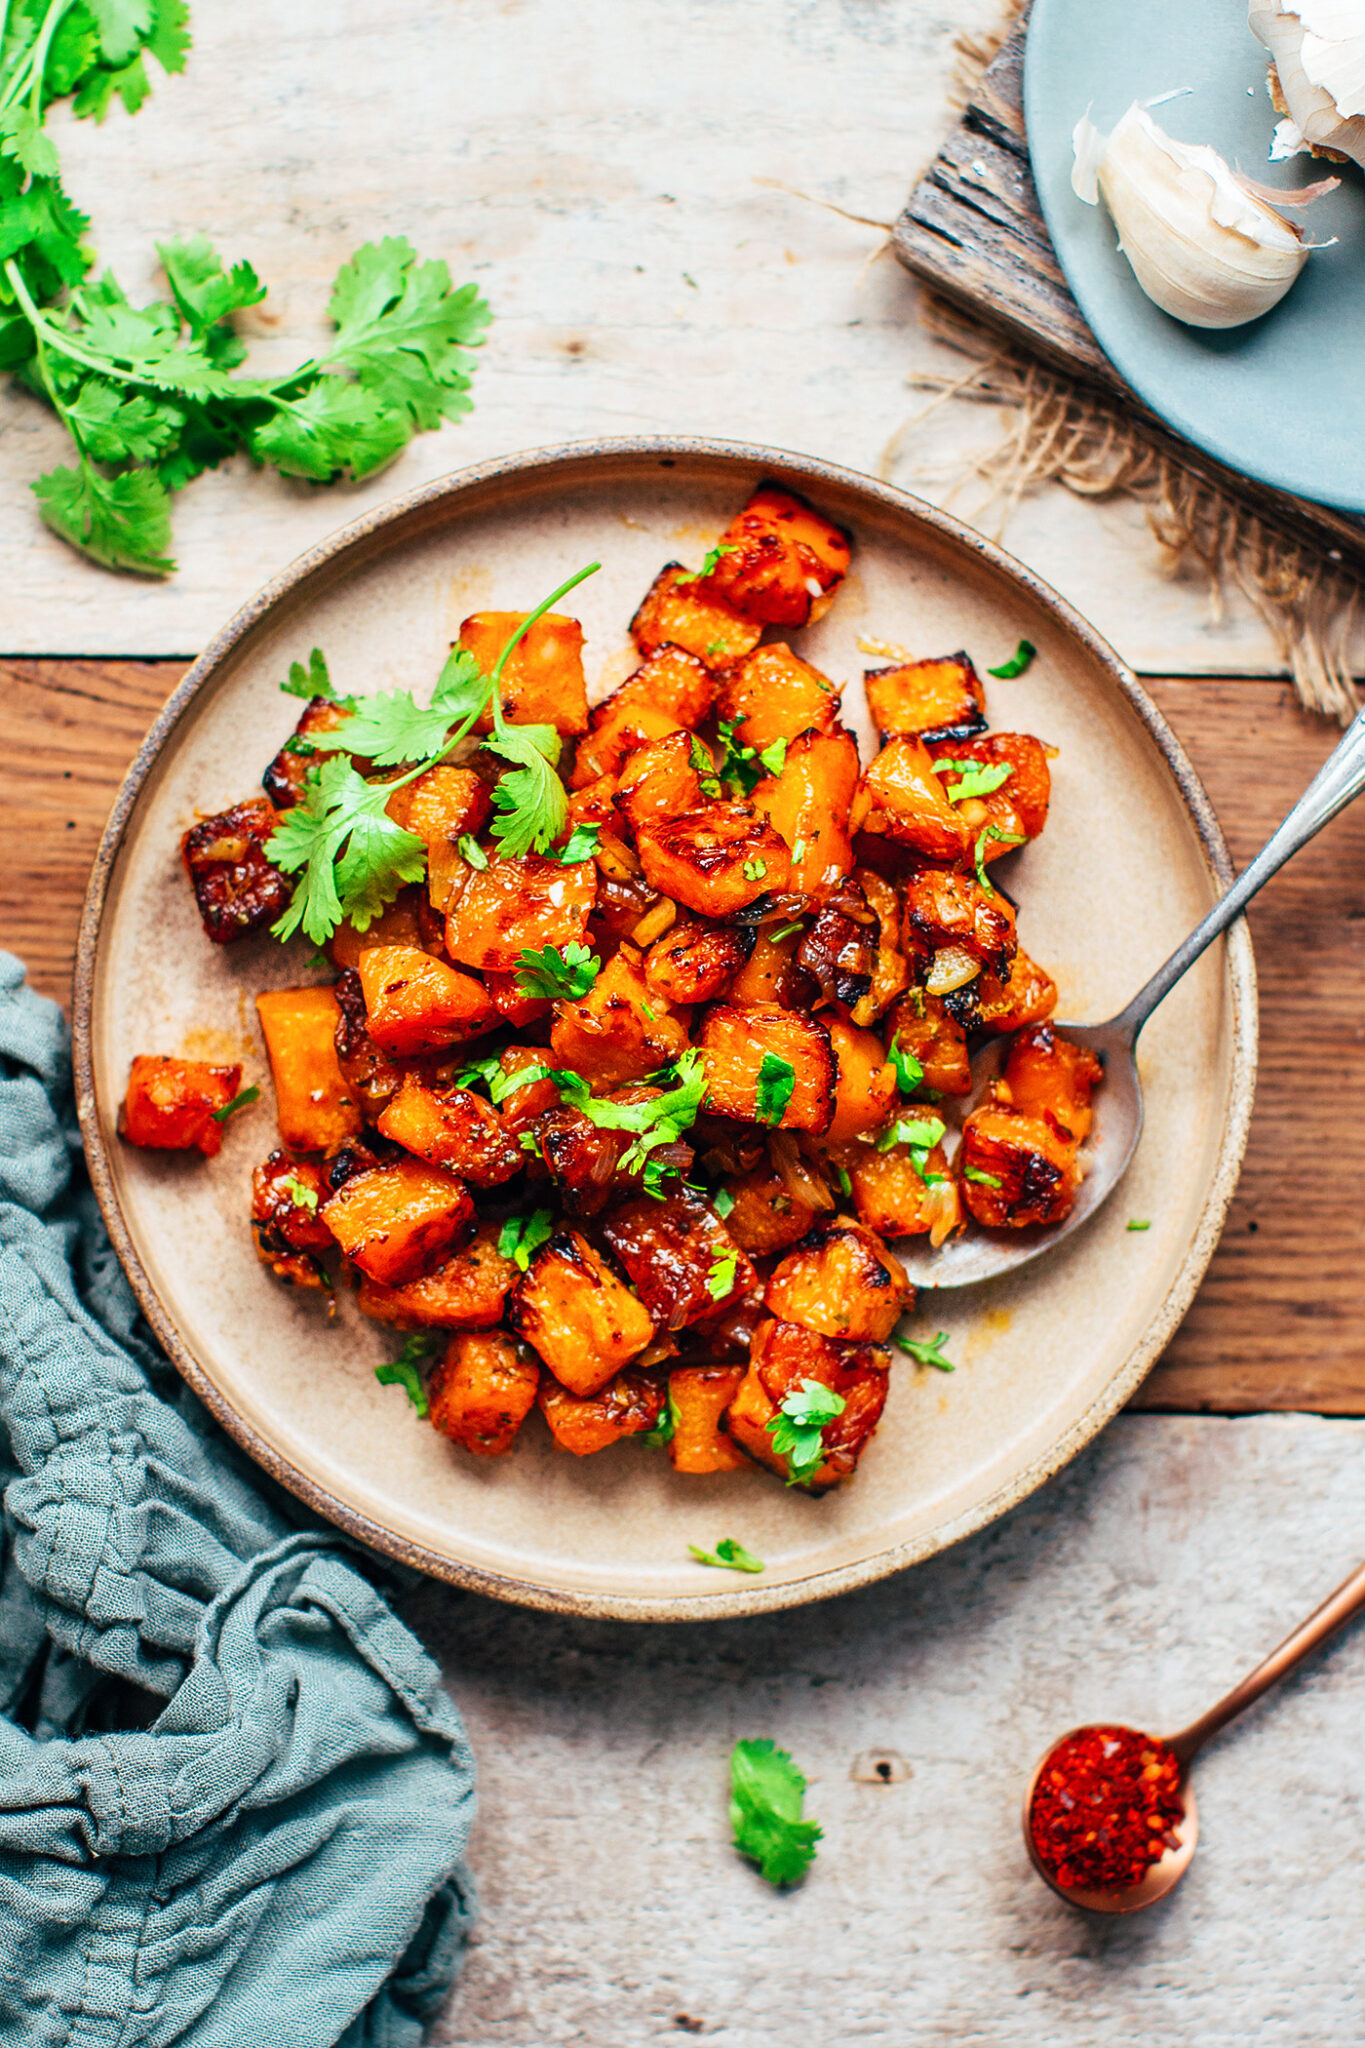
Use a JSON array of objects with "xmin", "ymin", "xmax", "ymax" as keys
[{"xmin": 2, "ymin": 4, "xmax": 1363, "ymax": 2041}]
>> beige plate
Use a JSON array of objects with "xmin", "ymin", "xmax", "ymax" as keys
[{"xmin": 73, "ymin": 439, "xmax": 1256, "ymax": 1621}]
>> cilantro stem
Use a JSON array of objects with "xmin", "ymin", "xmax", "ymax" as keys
[{"xmin": 1, "ymin": 0, "xmax": 70, "ymax": 113}]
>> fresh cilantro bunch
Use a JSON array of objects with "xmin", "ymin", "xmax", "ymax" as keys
[
  {"xmin": 729, "ymin": 1740, "xmax": 822, "ymax": 1887},
  {"xmin": 0, "ymin": 1, "xmax": 491, "ymax": 573}
]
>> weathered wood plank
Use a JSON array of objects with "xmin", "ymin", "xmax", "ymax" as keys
[{"xmin": 2, "ymin": 659, "xmax": 1361, "ymax": 1414}]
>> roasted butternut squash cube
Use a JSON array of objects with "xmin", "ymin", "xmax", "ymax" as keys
[
  {"xmin": 602, "ymin": 1192, "xmax": 756, "ymax": 1331},
  {"xmin": 698, "ymin": 1003, "xmax": 835, "ymax": 1133},
  {"xmin": 901, "ymin": 867, "xmax": 1017, "ymax": 979},
  {"xmin": 928, "ymin": 732, "xmax": 1051, "ymax": 847},
  {"xmin": 376, "ymin": 1074, "xmax": 523, "ymax": 1186},
  {"xmin": 182, "ymin": 798, "xmax": 293, "ymax": 944},
  {"xmin": 701, "ymin": 486, "xmax": 851, "ymax": 627},
  {"xmin": 538, "ymin": 1367, "xmax": 664, "ymax": 1456},
  {"xmin": 321, "ymin": 1154, "xmax": 474, "ymax": 1287},
  {"xmin": 715, "ymin": 643, "xmax": 838, "ymax": 753},
  {"xmin": 262, "ymin": 696, "xmax": 355, "ymax": 810},
  {"xmin": 482, "ymin": 969, "xmax": 551, "ymax": 1029},
  {"xmin": 358, "ymin": 945, "xmax": 496, "ymax": 1057},
  {"xmin": 835, "ymin": 1139, "xmax": 960, "ymax": 1242},
  {"xmin": 997, "ymin": 1023, "xmax": 1102, "ymax": 1147},
  {"xmin": 752, "ymin": 727, "xmax": 858, "ymax": 900},
  {"xmin": 530, "ymin": 1084, "xmax": 695, "ymax": 1216},
  {"xmin": 495, "ymin": 1046, "xmax": 565, "ymax": 1135},
  {"xmin": 428, "ymin": 1332, "xmax": 540, "ymax": 1456},
  {"xmin": 384, "ymin": 764, "xmax": 491, "ymax": 846},
  {"xmin": 863, "ymin": 652, "xmax": 986, "ymax": 744},
  {"xmin": 957, "ymin": 1108, "xmax": 1079, "ymax": 1229},
  {"xmin": 509, "ymin": 1230, "xmax": 656, "ymax": 1395},
  {"xmin": 355, "ymin": 1220, "xmax": 517, "ymax": 1328},
  {"xmin": 630, "ymin": 565, "xmax": 762, "ymax": 671},
  {"xmin": 667, "ymin": 1364, "xmax": 747, "ymax": 1473},
  {"xmin": 765, "ymin": 1217, "xmax": 910, "ymax": 1341},
  {"xmin": 120, "ymin": 1055, "xmax": 243, "ymax": 1157},
  {"xmin": 726, "ymin": 1318, "xmax": 889, "ymax": 1487},
  {"xmin": 636, "ymin": 804, "xmax": 790, "ymax": 917},
  {"xmin": 327, "ymin": 887, "xmax": 424, "ymax": 972},
  {"xmin": 256, "ymin": 986, "xmax": 364, "ymax": 1151},
  {"xmin": 883, "ymin": 990, "xmax": 972, "ymax": 1096},
  {"xmin": 332, "ymin": 967, "xmax": 405, "ymax": 1121},
  {"xmin": 852, "ymin": 737, "xmax": 969, "ymax": 865},
  {"xmin": 851, "ymin": 869, "xmax": 911, "ymax": 1024},
  {"xmin": 720, "ymin": 923, "xmax": 801, "ymax": 1006},
  {"xmin": 550, "ymin": 943, "xmax": 690, "ymax": 1090},
  {"xmin": 457, "ymin": 610, "xmax": 589, "ymax": 735},
  {"xmin": 251, "ymin": 1149, "xmax": 334, "ymax": 1285},
  {"xmin": 722, "ymin": 1165, "xmax": 820, "ymax": 1256},
  {"xmin": 614, "ymin": 730, "xmax": 707, "ymax": 832},
  {"xmin": 644, "ymin": 918, "xmax": 754, "ymax": 1005},
  {"xmin": 571, "ymin": 698, "xmax": 682, "ymax": 789},
  {"xmin": 975, "ymin": 947, "xmax": 1058, "ymax": 1035},
  {"xmin": 825, "ymin": 1020, "xmax": 896, "ymax": 1143},
  {"xmin": 444, "ymin": 854, "xmax": 597, "ymax": 974},
  {"xmin": 794, "ymin": 904, "xmax": 874, "ymax": 1012},
  {"xmin": 605, "ymin": 643, "xmax": 717, "ymax": 729}
]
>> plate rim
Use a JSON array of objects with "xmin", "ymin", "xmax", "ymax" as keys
[{"xmin": 71, "ymin": 433, "xmax": 1258, "ymax": 1621}]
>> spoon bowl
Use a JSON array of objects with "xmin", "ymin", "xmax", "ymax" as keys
[{"xmin": 1021, "ymin": 1724, "xmax": 1198, "ymax": 1914}]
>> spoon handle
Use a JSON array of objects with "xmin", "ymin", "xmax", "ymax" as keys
[
  {"xmin": 1167, "ymin": 1556, "xmax": 1365, "ymax": 1767},
  {"xmin": 1116, "ymin": 701, "xmax": 1365, "ymax": 1040}
]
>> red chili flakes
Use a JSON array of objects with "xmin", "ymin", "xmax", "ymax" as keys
[{"xmin": 1028, "ymin": 1723, "xmax": 1185, "ymax": 1894}]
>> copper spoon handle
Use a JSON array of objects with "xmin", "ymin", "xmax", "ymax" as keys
[{"xmin": 1167, "ymin": 1557, "xmax": 1365, "ymax": 1767}]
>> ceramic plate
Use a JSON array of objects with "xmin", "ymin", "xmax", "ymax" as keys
[
  {"xmin": 1025, "ymin": 0, "xmax": 1365, "ymax": 513},
  {"xmin": 73, "ymin": 439, "xmax": 1256, "ymax": 1619}
]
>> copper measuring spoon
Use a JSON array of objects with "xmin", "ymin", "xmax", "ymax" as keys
[
  {"xmin": 899, "ymin": 701, "xmax": 1365, "ymax": 1289},
  {"xmin": 1022, "ymin": 1554, "xmax": 1365, "ymax": 1913}
]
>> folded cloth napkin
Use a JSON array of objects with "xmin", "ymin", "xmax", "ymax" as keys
[{"xmin": 0, "ymin": 954, "xmax": 476, "ymax": 2047}]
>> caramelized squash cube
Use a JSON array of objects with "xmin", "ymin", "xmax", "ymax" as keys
[
  {"xmin": 765, "ymin": 1217, "xmax": 910, "ymax": 1341},
  {"xmin": 853, "ymin": 737, "xmax": 969, "ymax": 865},
  {"xmin": 601, "ymin": 1191, "xmax": 756, "ymax": 1331},
  {"xmin": 901, "ymin": 867, "xmax": 1017, "ymax": 978},
  {"xmin": 483, "ymin": 969, "xmax": 552, "ymax": 1029},
  {"xmin": 998, "ymin": 1022, "xmax": 1102, "ymax": 1147},
  {"xmin": 327, "ymin": 887, "xmax": 424, "ymax": 972},
  {"xmin": 752, "ymin": 727, "xmax": 858, "ymax": 899},
  {"xmin": 825, "ymin": 1019, "xmax": 896, "ymax": 1144},
  {"xmin": 250, "ymin": 1149, "xmax": 333, "ymax": 1286},
  {"xmin": 182, "ymin": 798, "xmax": 292, "ymax": 944},
  {"xmin": 836, "ymin": 1139, "xmax": 960, "ymax": 1241},
  {"xmin": 321, "ymin": 1154, "xmax": 474, "ymax": 1287},
  {"xmin": 726, "ymin": 1318, "xmax": 889, "ymax": 1487},
  {"xmin": 794, "ymin": 904, "xmax": 874, "ymax": 1012},
  {"xmin": 614, "ymin": 730, "xmax": 707, "ymax": 832},
  {"xmin": 722, "ymin": 1166, "xmax": 819, "ymax": 1256},
  {"xmin": 957, "ymin": 1108, "xmax": 1078, "ymax": 1229},
  {"xmin": 883, "ymin": 990, "xmax": 972, "ymax": 1096},
  {"xmin": 256, "ymin": 986, "xmax": 364, "ymax": 1151},
  {"xmin": 701, "ymin": 486, "xmax": 851, "ymax": 627},
  {"xmin": 538, "ymin": 1368, "xmax": 664, "ymax": 1456},
  {"xmin": 384, "ymin": 764, "xmax": 491, "ymax": 845},
  {"xmin": 457, "ymin": 610, "xmax": 589, "ymax": 735},
  {"xmin": 630, "ymin": 565, "xmax": 761, "ymax": 670},
  {"xmin": 262, "ymin": 696, "xmax": 355, "ymax": 810},
  {"xmin": 550, "ymin": 942, "xmax": 690, "ymax": 1090},
  {"xmin": 495, "ymin": 1046, "xmax": 565, "ymax": 1135},
  {"xmin": 355, "ymin": 1220, "xmax": 517, "ymax": 1328},
  {"xmin": 928, "ymin": 732, "xmax": 1051, "ymax": 846},
  {"xmin": 428, "ymin": 1332, "xmax": 540, "ymax": 1456},
  {"xmin": 571, "ymin": 698, "xmax": 682, "ymax": 789},
  {"xmin": 376, "ymin": 1074, "xmax": 522, "ymax": 1186},
  {"xmin": 698, "ymin": 1003, "xmax": 835, "ymax": 1133},
  {"xmin": 851, "ymin": 869, "xmax": 911, "ymax": 1023},
  {"xmin": 444, "ymin": 854, "xmax": 597, "ymax": 974},
  {"xmin": 358, "ymin": 944, "xmax": 497, "ymax": 1057},
  {"xmin": 604, "ymin": 643, "xmax": 717, "ymax": 729},
  {"xmin": 715, "ymin": 643, "xmax": 838, "ymax": 754},
  {"xmin": 720, "ymin": 923, "xmax": 801, "ymax": 1006},
  {"xmin": 636, "ymin": 804, "xmax": 790, "ymax": 918},
  {"xmin": 120, "ymin": 1055, "xmax": 243, "ymax": 1157},
  {"xmin": 975, "ymin": 947, "xmax": 1058, "ymax": 1035},
  {"xmin": 864, "ymin": 652, "xmax": 986, "ymax": 744},
  {"xmin": 530, "ymin": 1083, "xmax": 696, "ymax": 1216},
  {"xmin": 667, "ymin": 1364, "xmax": 747, "ymax": 1473},
  {"xmin": 332, "ymin": 967, "xmax": 405, "ymax": 1122},
  {"xmin": 509, "ymin": 1230, "xmax": 656, "ymax": 1395},
  {"xmin": 644, "ymin": 918, "xmax": 755, "ymax": 1005}
]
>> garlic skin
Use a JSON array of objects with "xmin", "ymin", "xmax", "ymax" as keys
[
  {"xmin": 1072, "ymin": 104, "xmax": 1312, "ymax": 328},
  {"xmin": 1249, "ymin": 1, "xmax": 1365, "ymax": 169}
]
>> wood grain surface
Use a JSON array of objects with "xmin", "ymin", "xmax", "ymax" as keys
[
  {"xmin": 893, "ymin": 18, "xmax": 1365, "ymax": 579},
  {"xmin": 3, "ymin": 658, "xmax": 1358, "ymax": 1414}
]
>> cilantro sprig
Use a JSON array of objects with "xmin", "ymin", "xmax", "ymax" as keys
[
  {"xmin": 514, "ymin": 942, "xmax": 600, "ymax": 1002},
  {"xmin": 894, "ymin": 1329, "xmax": 956, "ymax": 1373},
  {"xmin": 509, "ymin": 1050, "xmax": 708, "ymax": 1195},
  {"xmin": 714, "ymin": 718, "xmax": 787, "ymax": 796},
  {"xmin": 375, "ymin": 1333, "xmax": 439, "ymax": 1417},
  {"xmin": 767, "ymin": 1377, "xmax": 846, "ymax": 1487},
  {"xmin": 498, "ymin": 1209, "xmax": 555, "ymax": 1272},
  {"xmin": 875, "ymin": 1114, "xmax": 947, "ymax": 1184},
  {"xmin": 690, "ymin": 1537, "xmax": 765, "ymax": 1573},
  {"xmin": 730, "ymin": 1740, "xmax": 822, "ymax": 1887}
]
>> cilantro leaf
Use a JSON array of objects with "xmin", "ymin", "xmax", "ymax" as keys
[
  {"xmin": 766, "ymin": 1377, "xmax": 846, "ymax": 1486},
  {"xmin": 375, "ymin": 1332, "xmax": 438, "ymax": 1418},
  {"xmin": 690, "ymin": 1538, "xmax": 765, "ymax": 1573},
  {"xmin": 833, "ymin": 1163, "xmax": 852, "ymax": 1196},
  {"xmin": 265, "ymin": 754, "xmax": 427, "ymax": 944},
  {"xmin": 556, "ymin": 822, "xmax": 601, "ymax": 863},
  {"xmin": 145, "ymin": 0, "xmax": 191, "ymax": 74},
  {"xmin": 486, "ymin": 725, "xmax": 568, "ymax": 857},
  {"xmin": 210, "ymin": 1083, "xmax": 259, "ymax": 1124},
  {"xmin": 754, "ymin": 1051, "xmax": 796, "ymax": 1126},
  {"xmin": 60, "ymin": 376, "xmax": 179, "ymax": 462},
  {"xmin": 514, "ymin": 942, "xmax": 600, "ymax": 1002},
  {"xmin": 706, "ymin": 1249, "xmax": 739, "ymax": 1301},
  {"xmin": 894, "ymin": 1328, "xmax": 956, "ymax": 1373},
  {"xmin": 730, "ymin": 1740, "xmax": 821, "ymax": 1887},
  {"xmin": 962, "ymin": 1166, "xmax": 1002, "ymax": 1189},
  {"xmin": 158, "ymin": 234, "xmax": 265, "ymax": 336},
  {"xmin": 86, "ymin": 0, "xmax": 154, "ymax": 67},
  {"xmin": 278, "ymin": 1170, "xmax": 319, "ymax": 1212},
  {"xmin": 497, "ymin": 1208, "xmax": 555, "ymax": 1272},
  {"xmin": 988, "ymin": 639, "xmax": 1036, "ymax": 679},
  {"xmin": 973, "ymin": 823, "xmax": 1025, "ymax": 896},
  {"xmin": 279, "ymin": 647, "xmax": 340, "ymax": 703},
  {"xmin": 712, "ymin": 1186, "xmax": 736, "ymax": 1220},
  {"xmin": 249, "ymin": 375, "xmax": 410, "ymax": 482},
  {"xmin": 675, "ymin": 539, "xmax": 736, "ymax": 586},
  {"xmin": 643, "ymin": 1391, "xmax": 679, "ymax": 1448},
  {"xmin": 328, "ymin": 648, "xmax": 487, "ymax": 765},
  {"xmin": 1127, "ymin": 1219, "xmax": 1151, "ymax": 1232},
  {"xmin": 324, "ymin": 238, "xmax": 492, "ymax": 429},
  {"xmin": 887, "ymin": 1033, "xmax": 924, "ymax": 1096},
  {"xmin": 876, "ymin": 1112, "xmax": 947, "ymax": 1184},
  {"xmin": 932, "ymin": 758, "xmax": 1014, "ymax": 805},
  {"xmin": 31, "ymin": 461, "xmax": 174, "ymax": 574},
  {"xmin": 0, "ymin": 108, "xmax": 59, "ymax": 180}
]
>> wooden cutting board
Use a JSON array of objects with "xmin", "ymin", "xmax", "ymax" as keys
[{"xmin": 893, "ymin": 13, "xmax": 1365, "ymax": 580}]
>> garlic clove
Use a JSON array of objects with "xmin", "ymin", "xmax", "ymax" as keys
[
  {"xmin": 1249, "ymin": 1, "xmax": 1365, "ymax": 167},
  {"xmin": 1070, "ymin": 103, "xmax": 1335, "ymax": 329}
]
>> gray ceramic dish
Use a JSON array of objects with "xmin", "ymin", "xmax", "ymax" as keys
[
  {"xmin": 72, "ymin": 437, "xmax": 1256, "ymax": 1620},
  {"xmin": 1025, "ymin": 0, "xmax": 1365, "ymax": 513}
]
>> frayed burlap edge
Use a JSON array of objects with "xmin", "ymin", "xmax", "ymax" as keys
[{"xmin": 890, "ymin": 293, "xmax": 1363, "ymax": 723}]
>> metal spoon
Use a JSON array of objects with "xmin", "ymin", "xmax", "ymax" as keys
[
  {"xmin": 898, "ymin": 702, "xmax": 1365, "ymax": 1290},
  {"xmin": 1022, "ymin": 1554, "xmax": 1365, "ymax": 1913}
]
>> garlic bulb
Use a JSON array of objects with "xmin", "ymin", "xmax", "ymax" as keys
[
  {"xmin": 1072, "ymin": 104, "xmax": 1330, "ymax": 328},
  {"xmin": 1249, "ymin": 1, "xmax": 1365, "ymax": 168}
]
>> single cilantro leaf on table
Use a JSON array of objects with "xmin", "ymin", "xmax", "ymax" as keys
[
  {"xmin": 486, "ymin": 724, "xmax": 568, "ymax": 857},
  {"xmin": 265, "ymin": 753, "xmax": 427, "ymax": 945},
  {"xmin": 375, "ymin": 1332, "xmax": 438, "ymax": 1418},
  {"xmin": 754, "ymin": 1051, "xmax": 796, "ymax": 1127},
  {"xmin": 988, "ymin": 638, "xmax": 1036, "ymax": 679},
  {"xmin": 32, "ymin": 461, "xmax": 174, "ymax": 573},
  {"xmin": 325, "ymin": 237, "xmax": 492, "ymax": 429},
  {"xmin": 730, "ymin": 1739, "xmax": 822, "ymax": 1887},
  {"xmin": 894, "ymin": 1328, "xmax": 956, "ymax": 1373},
  {"xmin": 690, "ymin": 1537, "xmax": 764, "ymax": 1574},
  {"xmin": 497, "ymin": 1209, "xmax": 555, "ymax": 1273},
  {"xmin": 766, "ymin": 1377, "xmax": 846, "ymax": 1487},
  {"xmin": 514, "ymin": 941, "xmax": 600, "ymax": 1002}
]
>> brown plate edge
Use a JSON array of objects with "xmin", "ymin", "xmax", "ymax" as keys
[{"xmin": 70, "ymin": 433, "xmax": 1258, "ymax": 1623}]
